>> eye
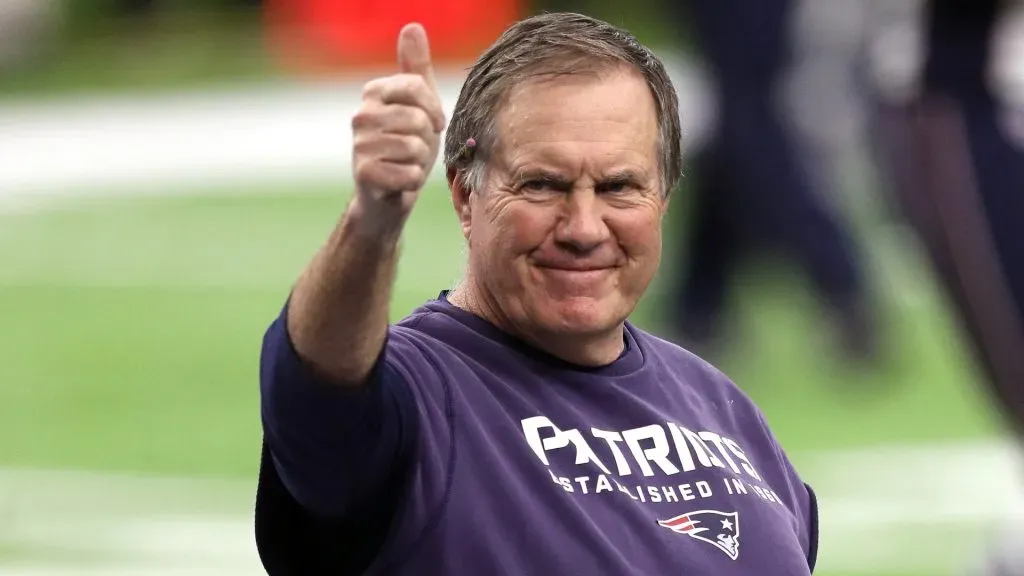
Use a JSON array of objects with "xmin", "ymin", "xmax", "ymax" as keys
[
  {"xmin": 514, "ymin": 175, "xmax": 570, "ymax": 194},
  {"xmin": 598, "ymin": 180, "xmax": 634, "ymax": 194},
  {"xmin": 521, "ymin": 179, "xmax": 553, "ymax": 192}
]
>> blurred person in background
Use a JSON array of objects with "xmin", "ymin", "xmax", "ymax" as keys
[
  {"xmin": 872, "ymin": 0, "xmax": 1024, "ymax": 437},
  {"xmin": 0, "ymin": 0, "xmax": 59, "ymax": 72},
  {"xmin": 784, "ymin": 0, "xmax": 878, "ymax": 226},
  {"xmin": 868, "ymin": 0, "xmax": 1024, "ymax": 572},
  {"xmin": 666, "ymin": 0, "xmax": 879, "ymax": 365},
  {"xmin": 117, "ymin": 0, "xmax": 262, "ymax": 16}
]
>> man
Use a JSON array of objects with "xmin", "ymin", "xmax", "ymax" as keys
[
  {"xmin": 255, "ymin": 13, "xmax": 818, "ymax": 575},
  {"xmin": 668, "ymin": 0, "xmax": 876, "ymax": 363}
]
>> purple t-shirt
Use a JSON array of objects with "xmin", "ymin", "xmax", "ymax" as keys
[{"xmin": 256, "ymin": 293, "xmax": 818, "ymax": 575}]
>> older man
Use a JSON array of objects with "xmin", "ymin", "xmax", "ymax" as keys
[{"xmin": 255, "ymin": 12, "xmax": 818, "ymax": 575}]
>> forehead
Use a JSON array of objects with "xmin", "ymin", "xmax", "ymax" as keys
[{"xmin": 494, "ymin": 66, "xmax": 659, "ymax": 170}]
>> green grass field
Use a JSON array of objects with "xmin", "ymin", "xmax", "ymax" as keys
[{"xmin": 0, "ymin": 180, "xmax": 1013, "ymax": 575}]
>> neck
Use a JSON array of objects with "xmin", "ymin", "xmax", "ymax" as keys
[{"xmin": 447, "ymin": 279, "xmax": 625, "ymax": 367}]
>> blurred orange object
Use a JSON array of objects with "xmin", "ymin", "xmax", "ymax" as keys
[{"xmin": 266, "ymin": 0, "xmax": 523, "ymax": 75}]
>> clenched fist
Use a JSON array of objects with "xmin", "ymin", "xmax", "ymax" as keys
[{"xmin": 351, "ymin": 23, "xmax": 446, "ymax": 218}]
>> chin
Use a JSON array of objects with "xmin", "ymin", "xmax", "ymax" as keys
[{"xmin": 536, "ymin": 294, "xmax": 629, "ymax": 335}]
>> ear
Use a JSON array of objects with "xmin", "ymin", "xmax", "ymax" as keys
[{"xmin": 448, "ymin": 166, "xmax": 473, "ymax": 240}]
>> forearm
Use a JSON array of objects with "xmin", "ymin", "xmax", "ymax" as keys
[
  {"xmin": 286, "ymin": 196, "xmax": 407, "ymax": 385},
  {"xmin": 285, "ymin": 20, "xmax": 441, "ymax": 387}
]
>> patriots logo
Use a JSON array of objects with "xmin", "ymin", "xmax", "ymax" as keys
[{"xmin": 657, "ymin": 510, "xmax": 741, "ymax": 560}]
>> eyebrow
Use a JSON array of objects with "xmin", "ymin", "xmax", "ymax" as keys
[
  {"xmin": 512, "ymin": 168, "xmax": 573, "ymax": 188},
  {"xmin": 597, "ymin": 169, "xmax": 646, "ymax": 186},
  {"xmin": 512, "ymin": 168, "xmax": 648, "ymax": 187}
]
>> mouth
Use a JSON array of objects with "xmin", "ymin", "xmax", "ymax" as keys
[
  {"xmin": 537, "ymin": 264, "xmax": 612, "ymax": 272},
  {"xmin": 535, "ymin": 266, "xmax": 614, "ymax": 283}
]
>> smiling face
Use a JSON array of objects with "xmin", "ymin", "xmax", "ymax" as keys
[{"xmin": 453, "ymin": 65, "xmax": 668, "ymax": 345}]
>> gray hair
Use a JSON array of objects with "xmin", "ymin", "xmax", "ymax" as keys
[{"xmin": 443, "ymin": 12, "xmax": 683, "ymax": 197}]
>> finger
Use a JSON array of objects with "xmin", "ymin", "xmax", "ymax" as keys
[
  {"xmin": 353, "ymin": 133, "xmax": 431, "ymax": 165},
  {"xmin": 363, "ymin": 75, "xmax": 445, "ymax": 133},
  {"xmin": 397, "ymin": 23, "xmax": 437, "ymax": 92},
  {"xmin": 355, "ymin": 160, "xmax": 427, "ymax": 193},
  {"xmin": 351, "ymin": 103, "xmax": 435, "ymax": 141}
]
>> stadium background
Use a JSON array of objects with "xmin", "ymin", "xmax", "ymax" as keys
[{"xmin": 1, "ymin": 1, "xmax": 1022, "ymax": 574}]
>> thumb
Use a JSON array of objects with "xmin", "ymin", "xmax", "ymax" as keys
[{"xmin": 397, "ymin": 23, "xmax": 438, "ymax": 91}]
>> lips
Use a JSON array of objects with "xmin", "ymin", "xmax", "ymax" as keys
[
  {"xmin": 533, "ymin": 258, "xmax": 619, "ymax": 271},
  {"xmin": 536, "ymin": 265, "xmax": 613, "ymax": 272},
  {"xmin": 530, "ymin": 253, "xmax": 622, "ymax": 284},
  {"xmin": 535, "ymin": 266, "xmax": 615, "ymax": 287}
]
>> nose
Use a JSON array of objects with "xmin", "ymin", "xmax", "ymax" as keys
[{"xmin": 553, "ymin": 190, "xmax": 610, "ymax": 254}]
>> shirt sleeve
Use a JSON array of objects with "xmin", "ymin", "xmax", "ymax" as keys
[
  {"xmin": 255, "ymin": 302, "xmax": 420, "ymax": 575},
  {"xmin": 805, "ymin": 482, "xmax": 820, "ymax": 573},
  {"xmin": 755, "ymin": 412, "xmax": 819, "ymax": 573},
  {"xmin": 259, "ymin": 303, "xmax": 418, "ymax": 517}
]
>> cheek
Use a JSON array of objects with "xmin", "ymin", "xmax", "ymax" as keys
[
  {"xmin": 615, "ymin": 212, "xmax": 663, "ymax": 258},
  {"xmin": 490, "ymin": 204, "xmax": 554, "ymax": 255}
]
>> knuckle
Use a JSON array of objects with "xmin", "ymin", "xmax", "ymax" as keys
[
  {"xmin": 406, "ymin": 164, "xmax": 426, "ymax": 184},
  {"xmin": 389, "ymin": 106, "xmax": 424, "ymax": 135},
  {"xmin": 351, "ymin": 133, "xmax": 372, "ymax": 152},
  {"xmin": 364, "ymin": 74, "xmax": 399, "ymax": 91},
  {"xmin": 400, "ymin": 134, "xmax": 424, "ymax": 155},
  {"xmin": 372, "ymin": 163, "xmax": 425, "ymax": 193},
  {"xmin": 417, "ymin": 140, "xmax": 436, "ymax": 164},
  {"xmin": 412, "ymin": 75, "xmax": 431, "ymax": 94},
  {"xmin": 400, "ymin": 75, "xmax": 432, "ymax": 103},
  {"xmin": 381, "ymin": 169, "xmax": 405, "ymax": 190},
  {"xmin": 414, "ymin": 136, "xmax": 433, "ymax": 160},
  {"xmin": 361, "ymin": 79, "xmax": 382, "ymax": 99},
  {"xmin": 354, "ymin": 159, "xmax": 372, "ymax": 183},
  {"xmin": 385, "ymin": 173, "xmax": 406, "ymax": 190},
  {"xmin": 427, "ymin": 104, "xmax": 445, "ymax": 130},
  {"xmin": 351, "ymin": 108, "xmax": 373, "ymax": 130},
  {"xmin": 398, "ymin": 73, "xmax": 426, "ymax": 90},
  {"xmin": 410, "ymin": 107, "xmax": 433, "ymax": 134}
]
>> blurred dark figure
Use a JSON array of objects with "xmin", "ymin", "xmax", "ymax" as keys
[
  {"xmin": 0, "ymin": 0, "xmax": 59, "ymax": 72},
  {"xmin": 872, "ymin": 0, "xmax": 1024, "ymax": 437},
  {"xmin": 870, "ymin": 2, "xmax": 1024, "ymax": 571},
  {"xmin": 671, "ymin": 0, "xmax": 878, "ymax": 363},
  {"xmin": 118, "ymin": 0, "xmax": 262, "ymax": 15}
]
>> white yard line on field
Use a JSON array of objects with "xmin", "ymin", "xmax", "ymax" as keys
[
  {"xmin": 1, "ymin": 6, "xmax": 1022, "ymax": 210},
  {"xmin": 1, "ymin": 440, "xmax": 1021, "ymax": 575},
  {"xmin": 0, "ymin": 62, "xmax": 711, "ymax": 212}
]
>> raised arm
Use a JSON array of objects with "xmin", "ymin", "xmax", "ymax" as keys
[
  {"xmin": 255, "ymin": 27, "xmax": 447, "ymax": 575},
  {"xmin": 287, "ymin": 23, "xmax": 445, "ymax": 385}
]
